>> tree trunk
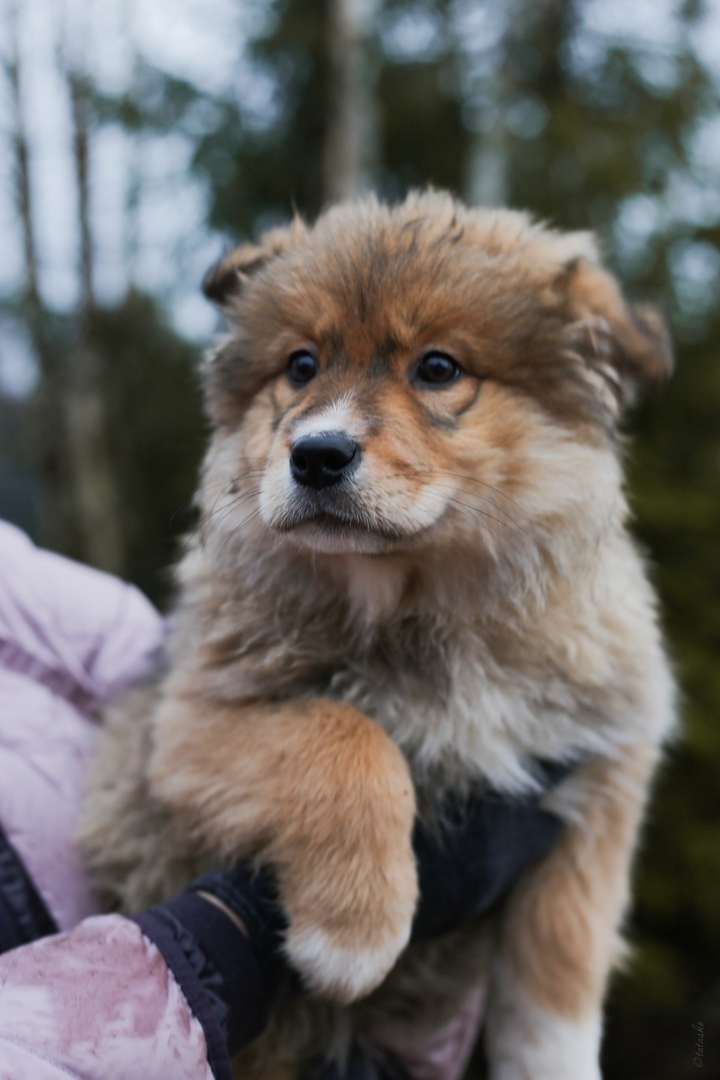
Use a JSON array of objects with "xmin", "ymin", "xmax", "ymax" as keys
[
  {"xmin": 465, "ymin": 0, "xmax": 570, "ymax": 208},
  {"xmin": 5, "ymin": 1, "xmax": 79, "ymax": 557},
  {"xmin": 63, "ymin": 66, "xmax": 125, "ymax": 574},
  {"xmin": 8, "ymin": 0, "xmax": 125, "ymax": 574},
  {"xmin": 464, "ymin": 4, "xmax": 513, "ymax": 208},
  {"xmin": 323, "ymin": 0, "xmax": 379, "ymax": 203},
  {"xmin": 465, "ymin": 71, "xmax": 511, "ymax": 207}
]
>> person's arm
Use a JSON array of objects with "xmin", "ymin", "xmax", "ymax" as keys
[
  {"xmin": 0, "ymin": 862, "xmax": 287, "ymax": 1080},
  {"xmin": 0, "ymin": 913, "xmax": 217, "ymax": 1080},
  {"xmin": 0, "ymin": 519, "xmax": 164, "ymax": 933},
  {"xmin": 0, "ymin": 792, "xmax": 564, "ymax": 1080}
]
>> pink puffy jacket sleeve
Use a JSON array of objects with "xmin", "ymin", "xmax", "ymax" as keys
[
  {"xmin": 0, "ymin": 521, "xmax": 218, "ymax": 1080},
  {"xmin": 0, "ymin": 519, "xmax": 165, "ymax": 932},
  {"xmin": 0, "ymin": 915, "xmax": 214, "ymax": 1080}
]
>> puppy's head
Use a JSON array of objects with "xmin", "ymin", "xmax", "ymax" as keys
[{"xmin": 199, "ymin": 193, "xmax": 671, "ymax": 567}]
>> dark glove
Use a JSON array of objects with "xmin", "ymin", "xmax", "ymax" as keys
[{"xmin": 135, "ymin": 862, "xmax": 287, "ymax": 1067}]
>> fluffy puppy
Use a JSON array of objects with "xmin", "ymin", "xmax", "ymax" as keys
[{"xmin": 81, "ymin": 191, "xmax": 676, "ymax": 1080}]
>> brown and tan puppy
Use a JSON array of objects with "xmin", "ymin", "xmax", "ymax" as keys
[{"xmin": 81, "ymin": 191, "xmax": 676, "ymax": 1080}]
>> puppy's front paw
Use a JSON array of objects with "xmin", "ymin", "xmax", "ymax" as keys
[
  {"xmin": 148, "ymin": 693, "xmax": 418, "ymax": 1001},
  {"xmin": 282, "ymin": 838, "xmax": 418, "ymax": 1003},
  {"xmin": 285, "ymin": 919, "xmax": 413, "ymax": 1004},
  {"xmin": 259, "ymin": 706, "xmax": 419, "ymax": 1003}
]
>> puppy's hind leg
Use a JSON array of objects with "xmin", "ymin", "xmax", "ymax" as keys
[{"xmin": 484, "ymin": 746, "xmax": 660, "ymax": 1080}]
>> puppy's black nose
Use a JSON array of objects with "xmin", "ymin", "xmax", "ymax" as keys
[{"xmin": 290, "ymin": 432, "xmax": 360, "ymax": 490}]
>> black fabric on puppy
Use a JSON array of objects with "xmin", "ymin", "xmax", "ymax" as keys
[{"xmin": 411, "ymin": 762, "xmax": 572, "ymax": 941}]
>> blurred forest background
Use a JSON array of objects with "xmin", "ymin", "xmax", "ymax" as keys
[{"xmin": 1, "ymin": 0, "xmax": 719, "ymax": 1074}]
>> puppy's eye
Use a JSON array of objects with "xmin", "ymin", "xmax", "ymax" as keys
[
  {"xmin": 287, "ymin": 351, "xmax": 318, "ymax": 386},
  {"xmin": 414, "ymin": 352, "xmax": 461, "ymax": 387}
]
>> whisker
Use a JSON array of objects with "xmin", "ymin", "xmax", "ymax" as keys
[
  {"xmin": 442, "ymin": 472, "xmax": 531, "ymax": 518},
  {"xmin": 428, "ymin": 481, "xmax": 523, "ymax": 531},
  {"xmin": 203, "ymin": 489, "xmax": 262, "ymax": 535},
  {"xmin": 196, "ymin": 474, "xmax": 252, "ymax": 528},
  {"xmin": 186, "ymin": 488, "xmax": 262, "ymax": 550},
  {"xmin": 169, "ymin": 501, "xmax": 195, "ymax": 528},
  {"xmin": 439, "ymin": 495, "xmax": 524, "ymax": 536},
  {"xmin": 201, "ymin": 469, "xmax": 266, "ymax": 495},
  {"xmin": 184, "ymin": 459, "xmax": 533, "ymax": 557},
  {"xmin": 218, "ymin": 507, "xmax": 263, "ymax": 558},
  {"xmin": 422, "ymin": 493, "xmax": 502, "ymax": 543},
  {"xmin": 445, "ymin": 497, "xmax": 516, "ymax": 532}
]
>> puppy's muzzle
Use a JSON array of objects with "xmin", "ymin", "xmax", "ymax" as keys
[{"xmin": 290, "ymin": 432, "xmax": 361, "ymax": 491}]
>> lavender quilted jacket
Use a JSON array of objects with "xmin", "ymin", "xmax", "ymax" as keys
[{"xmin": 0, "ymin": 521, "xmax": 484, "ymax": 1080}]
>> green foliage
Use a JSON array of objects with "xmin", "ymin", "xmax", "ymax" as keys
[
  {"xmin": 378, "ymin": 57, "xmax": 467, "ymax": 196},
  {"xmin": 193, "ymin": 0, "xmax": 332, "ymax": 234},
  {"xmin": 88, "ymin": 293, "xmax": 206, "ymax": 604}
]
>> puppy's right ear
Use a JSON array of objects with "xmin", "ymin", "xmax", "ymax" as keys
[
  {"xmin": 202, "ymin": 243, "xmax": 269, "ymax": 306},
  {"xmin": 202, "ymin": 220, "xmax": 306, "ymax": 307}
]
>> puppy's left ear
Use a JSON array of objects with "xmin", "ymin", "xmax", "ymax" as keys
[{"xmin": 560, "ymin": 256, "xmax": 673, "ymax": 413}]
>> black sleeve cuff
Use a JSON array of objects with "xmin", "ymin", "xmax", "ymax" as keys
[
  {"xmin": 134, "ymin": 891, "xmax": 275, "ymax": 1074},
  {"xmin": 0, "ymin": 823, "xmax": 58, "ymax": 954},
  {"xmin": 186, "ymin": 863, "xmax": 288, "ymax": 992}
]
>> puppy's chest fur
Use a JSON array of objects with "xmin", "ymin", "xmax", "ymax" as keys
[
  {"xmin": 305, "ymin": 624, "xmax": 613, "ymax": 799},
  {"xmin": 205, "ymin": 570, "xmax": 635, "ymax": 802}
]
